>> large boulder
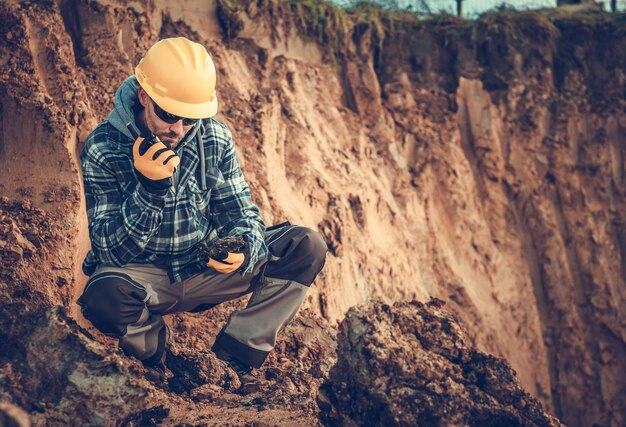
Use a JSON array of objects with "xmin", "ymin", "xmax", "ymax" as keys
[{"xmin": 321, "ymin": 299, "xmax": 564, "ymax": 427}]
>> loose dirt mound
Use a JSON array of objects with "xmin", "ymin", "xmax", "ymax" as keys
[
  {"xmin": 162, "ymin": 309, "xmax": 337, "ymax": 417},
  {"xmin": 321, "ymin": 299, "xmax": 563, "ymax": 427}
]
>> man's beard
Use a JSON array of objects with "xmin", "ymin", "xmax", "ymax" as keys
[{"xmin": 159, "ymin": 133, "xmax": 182, "ymax": 146}]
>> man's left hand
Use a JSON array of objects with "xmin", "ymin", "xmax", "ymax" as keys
[{"xmin": 207, "ymin": 252, "xmax": 245, "ymax": 274}]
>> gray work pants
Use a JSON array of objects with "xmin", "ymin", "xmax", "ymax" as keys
[{"xmin": 77, "ymin": 224, "xmax": 328, "ymax": 368}]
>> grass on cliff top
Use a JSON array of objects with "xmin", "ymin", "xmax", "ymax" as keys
[
  {"xmin": 287, "ymin": 0, "xmax": 349, "ymax": 46},
  {"xmin": 477, "ymin": 9, "xmax": 560, "ymax": 42},
  {"xmin": 287, "ymin": 1, "xmax": 426, "ymax": 56},
  {"xmin": 475, "ymin": 3, "xmax": 626, "ymax": 29},
  {"xmin": 220, "ymin": 0, "xmax": 623, "ymax": 62},
  {"xmin": 417, "ymin": 5, "xmax": 624, "ymax": 43},
  {"xmin": 285, "ymin": 1, "xmax": 416, "ymax": 39}
]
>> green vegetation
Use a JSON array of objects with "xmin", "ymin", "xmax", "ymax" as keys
[
  {"xmin": 283, "ymin": 0, "xmax": 414, "ymax": 58},
  {"xmin": 219, "ymin": 0, "xmax": 624, "ymax": 71},
  {"xmin": 478, "ymin": 9, "xmax": 560, "ymax": 45},
  {"xmin": 348, "ymin": 2, "xmax": 387, "ymax": 36},
  {"xmin": 220, "ymin": 0, "xmax": 240, "ymax": 12},
  {"xmin": 286, "ymin": 0, "xmax": 349, "ymax": 54}
]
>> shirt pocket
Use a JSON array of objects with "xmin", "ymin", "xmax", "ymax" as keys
[
  {"xmin": 200, "ymin": 166, "xmax": 226, "ymax": 190},
  {"xmin": 186, "ymin": 177, "xmax": 211, "ymax": 215}
]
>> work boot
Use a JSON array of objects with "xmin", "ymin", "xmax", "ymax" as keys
[
  {"xmin": 215, "ymin": 349, "xmax": 262, "ymax": 394},
  {"xmin": 143, "ymin": 363, "xmax": 166, "ymax": 383},
  {"xmin": 141, "ymin": 324, "xmax": 171, "ymax": 384}
]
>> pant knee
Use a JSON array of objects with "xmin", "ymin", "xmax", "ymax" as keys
[
  {"xmin": 77, "ymin": 273, "xmax": 147, "ymax": 337},
  {"xmin": 296, "ymin": 228, "xmax": 328, "ymax": 272},
  {"xmin": 265, "ymin": 226, "xmax": 328, "ymax": 285}
]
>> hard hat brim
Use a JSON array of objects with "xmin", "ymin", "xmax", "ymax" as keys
[{"xmin": 147, "ymin": 89, "xmax": 219, "ymax": 119}]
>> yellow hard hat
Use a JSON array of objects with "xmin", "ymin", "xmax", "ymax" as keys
[{"xmin": 135, "ymin": 37, "xmax": 218, "ymax": 119}]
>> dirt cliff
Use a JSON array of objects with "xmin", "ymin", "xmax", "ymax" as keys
[{"xmin": 0, "ymin": 1, "xmax": 624, "ymax": 426}]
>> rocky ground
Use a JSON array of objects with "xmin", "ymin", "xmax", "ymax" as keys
[
  {"xmin": 0, "ymin": 0, "xmax": 624, "ymax": 426},
  {"xmin": 0, "ymin": 296, "xmax": 563, "ymax": 426},
  {"xmin": 321, "ymin": 299, "xmax": 564, "ymax": 427}
]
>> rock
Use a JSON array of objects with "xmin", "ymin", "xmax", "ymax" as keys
[
  {"xmin": 165, "ymin": 346, "xmax": 240, "ymax": 394},
  {"xmin": 0, "ymin": 305, "xmax": 148, "ymax": 426},
  {"xmin": 8, "ymin": 220, "xmax": 36, "ymax": 256},
  {"xmin": 321, "ymin": 299, "xmax": 564, "ymax": 427},
  {"xmin": 190, "ymin": 384, "xmax": 223, "ymax": 402},
  {"xmin": 122, "ymin": 405, "xmax": 169, "ymax": 426},
  {"xmin": 0, "ymin": 244, "xmax": 23, "ymax": 263},
  {"xmin": 0, "ymin": 219, "xmax": 37, "ymax": 264}
]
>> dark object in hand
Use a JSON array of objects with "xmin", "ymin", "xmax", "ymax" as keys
[
  {"xmin": 126, "ymin": 122, "xmax": 174, "ymax": 192},
  {"xmin": 198, "ymin": 236, "xmax": 248, "ymax": 263},
  {"xmin": 126, "ymin": 122, "xmax": 166, "ymax": 156}
]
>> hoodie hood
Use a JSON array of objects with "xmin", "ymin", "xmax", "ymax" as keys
[
  {"xmin": 107, "ymin": 76, "xmax": 141, "ymax": 140},
  {"xmin": 107, "ymin": 75, "xmax": 201, "ymax": 150}
]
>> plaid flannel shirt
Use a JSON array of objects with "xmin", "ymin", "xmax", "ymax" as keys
[{"xmin": 80, "ymin": 118, "xmax": 267, "ymax": 283}]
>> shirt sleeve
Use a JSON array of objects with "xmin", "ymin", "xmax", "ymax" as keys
[
  {"xmin": 209, "ymin": 129, "xmax": 267, "ymax": 274},
  {"xmin": 81, "ymin": 142, "xmax": 166, "ymax": 267}
]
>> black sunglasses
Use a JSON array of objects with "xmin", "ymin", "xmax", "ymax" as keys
[{"xmin": 151, "ymin": 99, "xmax": 199, "ymax": 126}]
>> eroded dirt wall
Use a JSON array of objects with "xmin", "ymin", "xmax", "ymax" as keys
[{"xmin": 374, "ymin": 12, "xmax": 626, "ymax": 426}]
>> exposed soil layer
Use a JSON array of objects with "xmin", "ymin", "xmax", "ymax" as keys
[
  {"xmin": 0, "ymin": 198, "xmax": 76, "ymax": 310},
  {"xmin": 0, "ymin": 0, "xmax": 624, "ymax": 426}
]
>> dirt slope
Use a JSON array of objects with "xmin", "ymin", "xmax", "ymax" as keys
[{"xmin": 0, "ymin": 1, "xmax": 624, "ymax": 426}]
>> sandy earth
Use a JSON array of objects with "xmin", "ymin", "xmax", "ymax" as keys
[{"xmin": 0, "ymin": 1, "xmax": 624, "ymax": 426}]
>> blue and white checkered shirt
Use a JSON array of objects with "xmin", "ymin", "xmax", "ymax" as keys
[{"xmin": 80, "ymin": 116, "xmax": 267, "ymax": 283}]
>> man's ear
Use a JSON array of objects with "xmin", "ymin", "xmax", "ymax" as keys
[{"xmin": 137, "ymin": 87, "xmax": 148, "ymax": 107}]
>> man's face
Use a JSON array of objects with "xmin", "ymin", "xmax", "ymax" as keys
[{"xmin": 137, "ymin": 88, "xmax": 195, "ymax": 148}]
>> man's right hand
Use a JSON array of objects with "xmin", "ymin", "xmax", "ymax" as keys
[
  {"xmin": 132, "ymin": 136, "xmax": 180, "ymax": 191},
  {"xmin": 207, "ymin": 252, "xmax": 246, "ymax": 274}
]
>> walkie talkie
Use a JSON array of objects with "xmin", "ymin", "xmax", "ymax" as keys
[
  {"xmin": 126, "ymin": 123, "xmax": 177, "ymax": 188},
  {"xmin": 126, "ymin": 123, "xmax": 177, "ymax": 166},
  {"xmin": 126, "ymin": 123, "xmax": 159, "ymax": 156}
]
